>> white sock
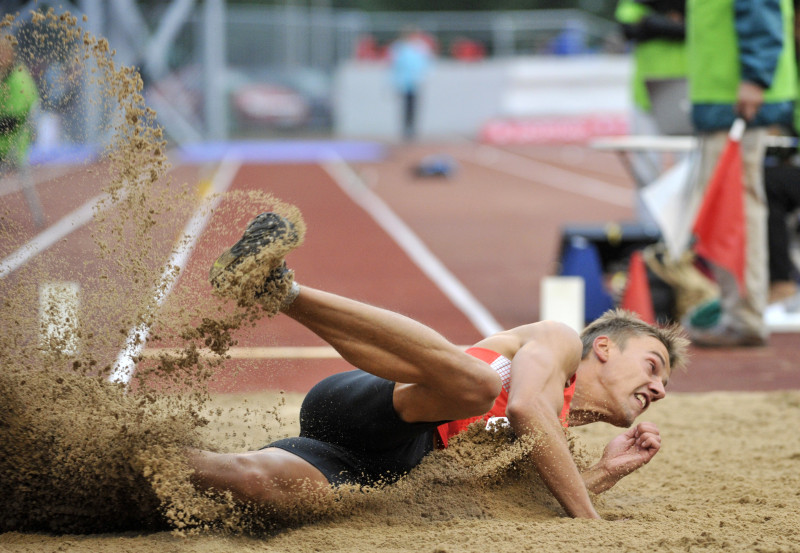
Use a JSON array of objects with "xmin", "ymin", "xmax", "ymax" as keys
[{"xmin": 281, "ymin": 280, "xmax": 300, "ymax": 310}]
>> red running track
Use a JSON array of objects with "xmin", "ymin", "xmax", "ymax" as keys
[{"xmin": 5, "ymin": 142, "xmax": 800, "ymax": 394}]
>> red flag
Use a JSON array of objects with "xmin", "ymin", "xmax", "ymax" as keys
[
  {"xmin": 621, "ymin": 251, "xmax": 656, "ymax": 324},
  {"xmin": 692, "ymin": 119, "xmax": 746, "ymax": 291}
]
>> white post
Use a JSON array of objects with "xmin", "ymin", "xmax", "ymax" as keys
[
  {"xmin": 540, "ymin": 276, "xmax": 584, "ymax": 333},
  {"xmin": 203, "ymin": 0, "xmax": 227, "ymax": 140},
  {"xmin": 39, "ymin": 281, "xmax": 81, "ymax": 356}
]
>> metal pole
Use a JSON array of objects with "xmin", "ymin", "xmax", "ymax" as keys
[
  {"xmin": 79, "ymin": 0, "xmax": 104, "ymax": 145},
  {"xmin": 203, "ymin": 0, "xmax": 227, "ymax": 140},
  {"xmin": 492, "ymin": 13, "xmax": 515, "ymax": 58}
]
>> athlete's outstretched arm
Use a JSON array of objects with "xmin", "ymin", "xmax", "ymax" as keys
[
  {"xmin": 581, "ymin": 421, "xmax": 662, "ymax": 494},
  {"xmin": 503, "ymin": 322, "xmax": 601, "ymax": 519}
]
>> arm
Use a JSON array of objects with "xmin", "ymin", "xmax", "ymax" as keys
[
  {"xmin": 504, "ymin": 322, "xmax": 600, "ymax": 518},
  {"xmin": 582, "ymin": 421, "xmax": 662, "ymax": 494},
  {"xmin": 734, "ymin": 0, "xmax": 783, "ymax": 119},
  {"xmin": 621, "ymin": 13, "xmax": 685, "ymax": 42},
  {"xmin": 737, "ymin": 81, "xmax": 766, "ymax": 122},
  {"xmin": 616, "ymin": 0, "xmax": 684, "ymax": 42}
]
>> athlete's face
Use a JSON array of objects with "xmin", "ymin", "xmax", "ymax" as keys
[{"xmin": 597, "ymin": 335, "xmax": 670, "ymax": 427}]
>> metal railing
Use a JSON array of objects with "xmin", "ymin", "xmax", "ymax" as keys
[{"xmin": 5, "ymin": 2, "xmax": 623, "ymax": 145}]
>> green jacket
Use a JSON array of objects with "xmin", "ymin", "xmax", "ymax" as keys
[
  {"xmin": 687, "ymin": 0, "xmax": 796, "ymax": 131},
  {"xmin": 0, "ymin": 64, "xmax": 38, "ymax": 165},
  {"xmin": 616, "ymin": 0, "xmax": 688, "ymax": 111}
]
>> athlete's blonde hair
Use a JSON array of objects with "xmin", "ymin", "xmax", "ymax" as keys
[{"xmin": 580, "ymin": 309, "xmax": 689, "ymax": 372}]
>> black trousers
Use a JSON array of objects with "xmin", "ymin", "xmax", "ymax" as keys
[
  {"xmin": 267, "ymin": 370, "xmax": 443, "ymax": 486},
  {"xmin": 765, "ymin": 163, "xmax": 800, "ymax": 282},
  {"xmin": 402, "ymin": 91, "xmax": 417, "ymax": 140}
]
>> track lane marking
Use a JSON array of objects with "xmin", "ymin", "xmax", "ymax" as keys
[
  {"xmin": 110, "ymin": 155, "xmax": 242, "ymax": 384},
  {"xmin": 322, "ymin": 153, "xmax": 503, "ymax": 337},
  {"xmin": 461, "ymin": 144, "xmax": 633, "ymax": 207},
  {"xmin": 142, "ymin": 345, "xmax": 474, "ymax": 360},
  {"xmin": 0, "ymin": 192, "xmax": 114, "ymax": 279}
]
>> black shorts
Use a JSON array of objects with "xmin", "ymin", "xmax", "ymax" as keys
[{"xmin": 267, "ymin": 370, "xmax": 444, "ymax": 487}]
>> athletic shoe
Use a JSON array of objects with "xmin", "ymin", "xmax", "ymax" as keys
[{"xmin": 209, "ymin": 212, "xmax": 300, "ymax": 309}]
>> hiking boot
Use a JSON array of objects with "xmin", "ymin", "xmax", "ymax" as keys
[{"xmin": 210, "ymin": 212, "xmax": 301, "ymax": 310}]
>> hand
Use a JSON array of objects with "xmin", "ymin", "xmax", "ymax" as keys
[
  {"xmin": 736, "ymin": 81, "xmax": 765, "ymax": 122},
  {"xmin": 666, "ymin": 11, "xmax": 684, "ymax": 23},
  {"xmin": 599, "ymin": 421, "xmax": 662, "ymax": 481}
]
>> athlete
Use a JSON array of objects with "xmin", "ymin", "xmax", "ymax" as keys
[{"xmin": 190, "ymin": 212, "xmax": 689, "ymax": 519}]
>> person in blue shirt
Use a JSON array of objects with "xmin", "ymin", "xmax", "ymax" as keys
[{"xmin": 389, "ymin": 27, "xmax": 433, "ymax": 141}]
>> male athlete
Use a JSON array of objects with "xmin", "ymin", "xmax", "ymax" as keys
[{"xmin": 190, "ymin": 212, "xmax": 689, "ymax": 519}]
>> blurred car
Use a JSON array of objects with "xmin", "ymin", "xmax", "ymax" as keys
[
  {"xmin": 229, "ymin": 67, "xmax": 332, "ymax": 132},
  {"xmin": 232, "ymin": 83, "xmax": 311, "ymax": 128}
]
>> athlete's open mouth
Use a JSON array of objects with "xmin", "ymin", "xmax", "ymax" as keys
[{"xmin": 634, "ymin": 393, "xmax": 649, "ymax": 410}]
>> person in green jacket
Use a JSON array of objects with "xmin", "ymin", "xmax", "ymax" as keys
[
  {"xmin": 615, "ymin": 0, "xmax": 688, "ymax": 186},
  {"xmin": 616, "ymin": 0, "xmax": 687, "ymax": 114},
  {"xmin": 684, "ymin": 0, "xmax": 797, "ymax": 347},
  {"xmin": 0, "ymin": 35, "xmax": 39, "ymax": 170}
]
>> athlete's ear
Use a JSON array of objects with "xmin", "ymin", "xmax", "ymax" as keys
[{"xmin": 593, "ymin": 335, "xmax": 611, "ymax": 363}]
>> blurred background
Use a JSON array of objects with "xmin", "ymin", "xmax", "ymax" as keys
[{"xmin": 0, "ymin": 0, "xmax": 630, "ymax": 151}]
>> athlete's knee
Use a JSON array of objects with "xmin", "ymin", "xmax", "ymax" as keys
[
  {"xmin": 451, "ymin": 356, "xmax": 502, "ymax": 415},
  {"xmin": 222, "ymin": 455, "xmax": 277, "ymax": 504},
  {"xmin": 231, "ymin": 452, "xmax": 327, "ymax": 506}
]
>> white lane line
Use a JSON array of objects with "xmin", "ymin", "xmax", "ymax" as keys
[
  {"xmin": 0, "ymin": 156, "xmax": 188, "ymax": 279},
  {"xmin": 463, "ymin": 144, "xmax": 633, "ymax": 207},
  {"xmin": 0, "ymin": 191, "xmax": 114, "ymax": 279},
  {"xmin": 143, "ymin": 346, "xmax": 343, "ymax": 360},
  {"xmin": 39, "ymin": 280, "xmax": 81, "ymax": 356},
  {"xmin": 0, "ymin": 164, "xmax": 82, "ymax": 198},
  {"xmin": 110, "ymin": 155, "xmax": 242, "ymax": 385},
  {"xmin": 322, "ymin": 154, "xmax": 503, "ymax": 338},
  {"xmin": 141, "ymin": 344, "xmax": 476, "ymax": 360}
]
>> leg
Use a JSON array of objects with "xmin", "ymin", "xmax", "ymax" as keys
[
  {"xmin": 188, "ymin": 448, "xmax": 331, "ymax": 510},
  {"xmin": 210, "ymin": 213, "xmax": 500, "ymax": 422},
  {"xmin": 283, "ymin": 286, "xmax": 500, "ymax": 422},
  {"xmin": 686, "ymin": 130, "xmax": 768, "ymax": 345},
  {"xmin": 766, "ymin": 164, "xmax": 800, "ymax": 288},
  {"xmin": 729, "ymin": 128, "xmax": 769, "ymax": 336},
  {"xmin": 403, "ymin": 90, "xmax": 416, "ymax": 140},
  {"xmin": 627, "ymin": 107, "xmax": 663, "ymax": 187}
]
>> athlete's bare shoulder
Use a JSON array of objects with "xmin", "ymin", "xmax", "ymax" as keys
[{"xmin": 473, "ymin": 320, "xmax": 582, "ymax": 361}]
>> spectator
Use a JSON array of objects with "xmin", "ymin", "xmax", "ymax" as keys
[
  {"xmin": 615, "ymin": 0, "xmax": 687, "ymax": 184},
  {"xmin": 355, "ymin": 34, "xmax": 384, "ymax": 62},
  {"xmin": 547, "ymin": 19, "xmax": 592, "ymax": 55},
  {"xmin": 450, "ymin": 37, "xmax": 486, "ymax": 62},
  {"xmin": 764, "ymin": 0, "xmax": 800, "ymax": 305},
  {"xmin": 389, "ymin": 27, "xmax": 433, "ymax": 141},
  {"xmin": 0, "ymin": 34, "xmax": 38, "ymax": 171},
  {"xmin": 765, "ymin": 159, "xmax": 800, "ymax": 303},
  {"xmin": 684, "ymin": 0, "xmax": 797, "ymax": 347}
]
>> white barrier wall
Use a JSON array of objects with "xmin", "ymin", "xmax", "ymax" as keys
[{"xmin": 332, "ymin": 55, "xmax": 633, "ymax": 140}]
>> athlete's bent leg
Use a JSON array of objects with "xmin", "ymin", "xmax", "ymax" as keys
[
  {"xmin": 188, "ymin": 448, "xmax": 331, "ymax": 509},
  {"xmin": 282, "ymin": 286, "xmax": 501, "ymax": 422},
  {"xmin": 211, "ymin": 213, "xmax": 500, "ymax": 424}
]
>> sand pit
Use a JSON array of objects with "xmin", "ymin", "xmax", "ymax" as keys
[{"xmin": 2, "ymin": 388, "xmax": 800, "ymax": 552}]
